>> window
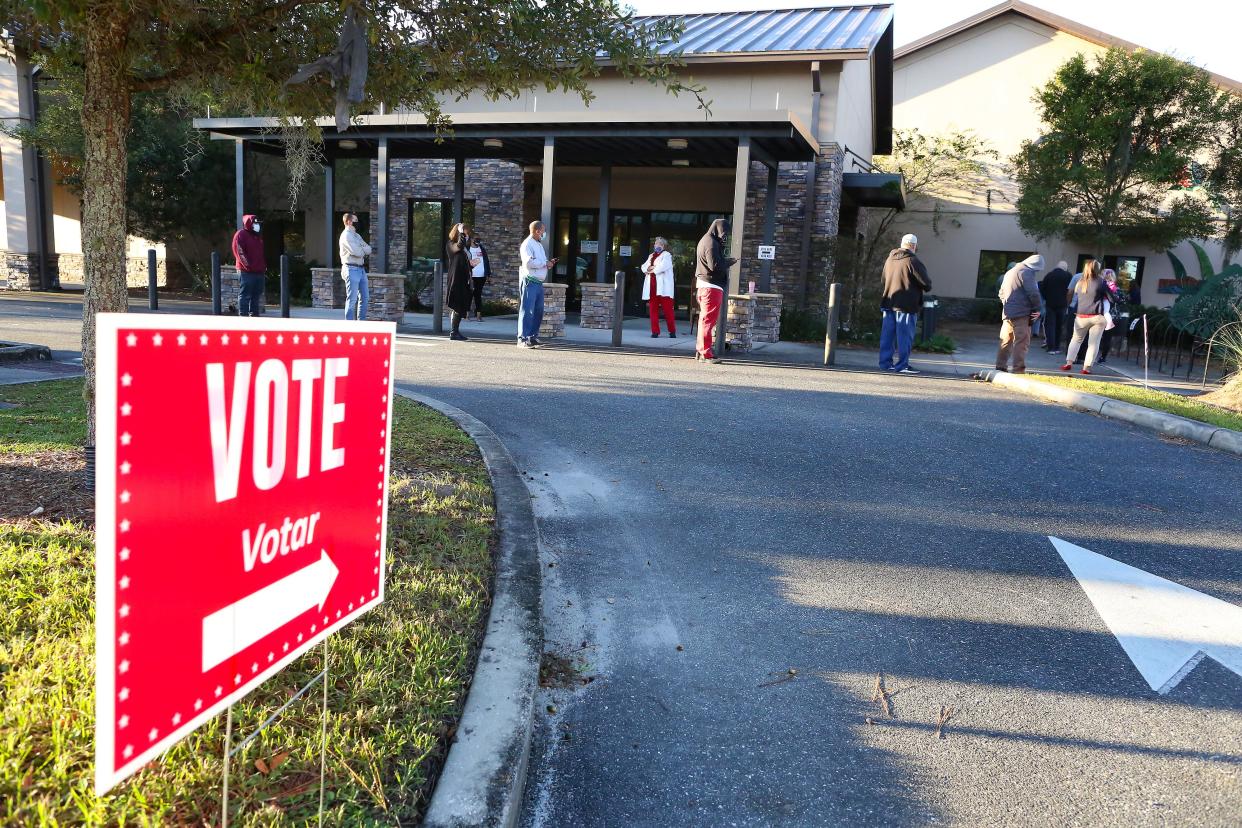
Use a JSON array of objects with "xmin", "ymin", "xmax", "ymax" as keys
[
  {"xmin": 976, "ymin": 250, "xmax": 1033, "ymax": 298},
  {"xmin": 406, "ymin": 199, "xmax": 475, "ymax": 273},
  {"xmin": 1075, "ymin": 254, "xmax": 1144, "ymax": 293}
]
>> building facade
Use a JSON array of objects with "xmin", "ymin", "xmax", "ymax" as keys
[
  {"xmin": 891, "ymin": 0, "xmax": 1241, "ymax": 313},
  {"xmin": 197, "ymin": 5, "xmax": 901, "ymax": 325}
]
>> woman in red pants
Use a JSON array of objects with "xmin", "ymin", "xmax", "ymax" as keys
[
  {"xmin": 694, "ymin": 219, "xmax": 735, "ymax": 362},
  {"xmin": 642, "ymin": 237, "xmax": 677, "ymax": 338}
]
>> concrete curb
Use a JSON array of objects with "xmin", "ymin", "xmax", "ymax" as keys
[
  {"xmin": 979, "ymin": 370, "xmax": 1242, "ymax": 458},
  {"xmin": 0, "ymin": 341, "xmax": 52, "ymax": 363},
  {"xmin": 395, "ymin": 389, "xmax": 542, "ymax": 828}
]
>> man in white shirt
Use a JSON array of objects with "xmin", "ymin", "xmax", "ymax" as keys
[
  {"xmin": 339, "ymin": 213, "xmax": 372, "ymax": 320},
  {"xmin": 518, "ymin": 220, "xmax": 557, "ymax": 347}
]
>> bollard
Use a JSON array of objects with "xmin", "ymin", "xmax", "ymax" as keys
[
  {"xmin": 147, "ymin": 248, "xmax": 158, "ymax": 310},
  {"xmin": 612, "ymin": 270, "xmax": 625, "ymax": 347},
  {"xmin": 211, "ymin": 251, "xmax": 222, "ymax": 315},
  {"xmin": 432, "ymin": 261, "xmax": 444, "ymax": 334},
  {"xmin": 280, "ymin": 254, "xmax": 291, "ymax": 318},
  {"xmin": 823, "ymin": 282, "xmax": 842, "ymax": 365}
]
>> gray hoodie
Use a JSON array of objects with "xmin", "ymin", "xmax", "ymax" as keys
[{"xmin": 998, "ymin": 254, "xmax": 1044, "ymax": 320}]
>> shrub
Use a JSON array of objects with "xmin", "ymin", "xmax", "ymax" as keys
[
  {"xmin": 914, "ymin": 334, "xmax": 957, "ymax": 353},
  {"xmin": 779, "ymin": 307, "xmax": 828, "ymax": 342}
]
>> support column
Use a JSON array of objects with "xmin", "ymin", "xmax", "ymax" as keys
[
  {"xmin": 760, "ymin": 162, "xmax": 778, "ymax": 292},
  {"xmin": 540, "ymin": 137, "xmax": 555, "ymax": 256},
  {"xmin": 717, "ymin": 136, "xmax": 750, "ymax": 351},
  {"xmin": 234, "ymin": 139, "xmax": 245, "ymax": 229},
  {"xmin": 323, "ymin": 161, "xmax": 335, "ymax": 266},
  {"xmin": 452, "ymin": 157, "xmax": 465, "ymax": 225},
  {"xmin": 376, "ymin": 137, "xmax": 389, "ymax": 273},
  {"xmin": 595, "ymin": 163, "xmax": 611, "ymax": 283}
]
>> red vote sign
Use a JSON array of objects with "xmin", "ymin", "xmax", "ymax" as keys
[{"xmin": 94, "ymin": 314, "xmax": 396, "ymax": 794}]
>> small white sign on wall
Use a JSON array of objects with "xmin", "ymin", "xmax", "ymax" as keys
[
  {"xmin": 757, "ymin": 245, "xmax": 776, "ymax": 261},
  {"xmin": 620, "ymin": 245, "xmax": 633, "ymax": 257},
  {"xmin": 580, "ymin": 240, "xmax": 599, "ymax": 254}
]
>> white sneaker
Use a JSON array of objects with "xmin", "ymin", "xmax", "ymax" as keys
[{"xmin": 898, "ymin": 367, "xmax": 920, "ymax": 375}]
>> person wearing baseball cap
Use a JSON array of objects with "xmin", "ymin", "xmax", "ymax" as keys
[{"xmin": 878, "ymin": 233, "xmax": 932, "ymax": 374}]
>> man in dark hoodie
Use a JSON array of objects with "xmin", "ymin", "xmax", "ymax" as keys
[
  {"xmin": 694, "ymin": 218, "xmax": 736, "ymax": 363},
  {"xmin": 879, "ymin": 233, "xmax": 932, "ymax": 374},
  {"xmin": 1038, "ymin": 260, "xmax": 1072, "ymax": 353},
  {"xmin": 231, "ymin": 214, "xmax": 267, "ymax": 316}
]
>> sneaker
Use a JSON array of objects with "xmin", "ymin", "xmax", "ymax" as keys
[
  {"xmin": 898, "ymin": 367, "xmax": 921, "ymax": 375},
  {"xmin": 528, "ymin": 337, "xmax": 543, "ymax": 347},
  {"xmin": 449, "ymin": 331, "xmax": 468, "ymax": 341},
  {"xmin": 669, "ymin": 332, "xmax": 677, "ymax": 338},
  {"xmin": 517, "ymin": 339, "xmax": 531, "ymax": 348},
  {"xmin": 651, "ymin": 333, "xmax": 660, "ymax": 338}
]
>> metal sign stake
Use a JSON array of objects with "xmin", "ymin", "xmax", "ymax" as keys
[
  {"xmin": 221, "ymin": 704, "xmax": 234, "ymax": 828},
  {"xmin": 318, "ymin": 639, "xmax": 330, "ymax": 826}
]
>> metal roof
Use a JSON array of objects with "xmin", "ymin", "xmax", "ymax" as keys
[{"xmin": 634, "ymin": 5, "xmax": 893, "ymax": 58}]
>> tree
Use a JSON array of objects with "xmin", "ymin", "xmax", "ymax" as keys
[
  {"xmin": 10, "ymin": 81, "xmax": 237, "ymax": 276},
  {"xmin": 836, "ymin": 128, "xmax": 997, "ymax": 329},
  {"xmin": 1011, "ymin": 48, "xmax": 1224, "ymax": 257},
  {"xmin": 1206, "ymin": 93, "xmax": 1242, "ymax": 270},
  {"xmin": 0, "ymin": 0, "xmax": 698, "ymax": 442}
]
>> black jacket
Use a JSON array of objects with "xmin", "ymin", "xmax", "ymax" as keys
[
  {"xmin": 695, "ymin": 219, "xmax": 736, "ymax": 288},
  {"xmin": 880, "ymin": 248, "xmax": 932, "ymax": 313},
  {"xmin": 444, "ymin": 237, "xmax": 474, "ymax": 315},
  {"xmin": 1039, "ymin": 267, "xmax": 1072, "ymax": 308}
]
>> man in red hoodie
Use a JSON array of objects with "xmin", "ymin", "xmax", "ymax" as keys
[{"xmin": 231, "ymin": 214, "xmax": 267, "ymax": 316}]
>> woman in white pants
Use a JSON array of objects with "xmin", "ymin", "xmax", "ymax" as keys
[{"xmin": 1060, "ymin": 259, "xmax": 1111, "ymax": 375}]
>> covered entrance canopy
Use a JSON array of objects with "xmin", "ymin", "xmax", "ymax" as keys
[{"xmin": 194, "ymin": 110, "xmax": 818, "ymax": 294}]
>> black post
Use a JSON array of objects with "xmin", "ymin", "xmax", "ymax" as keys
[
  {"xmin": 280, "ymin": 254, "xmax": 291, "ymax": 318},
  {"xmin": 147, "ymin": 248, "xmax": 158, "ymax": 310},
  {"xmin": 210, "ymin": 251, "xmax": 222, "ymax": 315},
  {"xmin": 824, "ymin": 282, "xmax": 841, "ymax": 365},
  {"xmin": 432, "ymin": 260, "xmax": 444, "ymax": 334},
  {"xmin": 612, "ymin": 270, "xmax": 625, "ymax": 347}
]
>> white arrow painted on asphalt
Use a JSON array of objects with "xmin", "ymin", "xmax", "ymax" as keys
[
  {"xmin": 201, "ymin": 550, "xmax": 339, "ymax": 672},
  {"xmin": 1049, "ymin": 536, "xmax": 1242, "ymax": 694}
]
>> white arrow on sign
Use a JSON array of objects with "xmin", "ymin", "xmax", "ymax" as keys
[
  {"xmin": 201, "ymin": 550, "xmax": 339, "ymax": 672},
  {"xmin": 1049, "ymin": 536, "xmax": 1242, "ymax": 694}
]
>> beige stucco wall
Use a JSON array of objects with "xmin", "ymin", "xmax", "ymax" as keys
[
  {"xmin": 892, "ymin": 12, "xmax": 1230, "ymax": 304},
  {"xmin": 431, "ymin": 60, "xmax": 867, "ymax": 152}
]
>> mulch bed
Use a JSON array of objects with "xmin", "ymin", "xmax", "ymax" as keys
[{"xmin": 0, "ymin": 450, "xmax": 93, "ymax": 524}]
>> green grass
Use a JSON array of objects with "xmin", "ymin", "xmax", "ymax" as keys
[
  {"xmin": 0, "ymin": 380, "xmax": 87, "ymax": 454},
  {"xmin": 1, "ymin": 383, "xmax": 495, "ymax": 825},
  {"xmin": 1027, "ymin": 374, "xmax": 1242, "ymax": 432}
]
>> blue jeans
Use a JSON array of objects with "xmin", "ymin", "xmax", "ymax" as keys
[
  {"xmin": 239, "ymin": 272, "xmax": 265, "ymax": 317},
  {"xmin": 345, "ymin": 266, "xmax": 368, "ymax": 321},
  {"xmin": 518, "ymin": 279, "xmax": 544, "ymax": 340},
  {"xmin": 878, "ymin": 309, "xmax": 917, "ymax": 371}
]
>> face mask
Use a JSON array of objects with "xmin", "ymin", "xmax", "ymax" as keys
[
  {"xmin": 654, "ymin": 245, "xmax": 664, "ymax": 253},
  {"xmin": 252, "ymin": 222, "xmax": 261, "ymax": 232}
]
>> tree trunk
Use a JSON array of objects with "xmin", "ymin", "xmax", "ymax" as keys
[{"xmin": 80, "ymin": 7, "xmax": 133, "ymax": 445}]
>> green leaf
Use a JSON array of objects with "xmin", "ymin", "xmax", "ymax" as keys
[
  {"xmin": 1167, "ymin": 250, "xmax": 1188, "ymax": 282},
  {"xmin": 1188, "ymin": 239, "xmax": 1216, "ymax": 281}
]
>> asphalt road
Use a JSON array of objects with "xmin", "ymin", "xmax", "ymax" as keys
[{"xmin": 5, "ymin": 296, "xmax": 1241, "ymax": 826}]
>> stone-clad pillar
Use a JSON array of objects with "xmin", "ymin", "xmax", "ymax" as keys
[
  {"xmin": 540, "ymin": 282, "xmax": 566, "ymax": 339},
  {"xmin": 579, "ymin": 283, "xmax": 614, "ymax": 329}
]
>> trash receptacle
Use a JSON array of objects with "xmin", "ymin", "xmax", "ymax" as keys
[{"xmin": 920, "ymin": 296, "xmax": 939, "ymax": 341}]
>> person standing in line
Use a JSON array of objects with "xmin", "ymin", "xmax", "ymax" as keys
[
  {"xmin": 232, "ymin": 214, "xmax": 266, "ymax": 317},
  {"xmin": 338, "ymin": 212, "xmax": 371, "ymax": 321},
  {"xmin": 1061, "ymin": 259, "xmax": 1110, "ymax": 375},
  {"xmin": 1039, "ymin": 260, "xmax": 1072, "ymax": 353},
  {"xmin": 878, "ymin": 233, "xmax": 932, "ymax": 375},
  {"xmin": 643, "ymin": 236, "xmax": 677, "ymax": 338},
  {"xmin": 694, "ymin": 219, "xmax": 735, "ymax": 363},
  {"xmin": 995, "ymin": 254, "xmax": 1044, "ymax": 373},
  {"xmin": 1097, "ymin": 268, "xmax": 1122, "ymax": 364},
  {"xmin": 444, "ymin": 223, "xmax": 476, "ymax": 341},
  {"xmin": 518, "ymin": 221, "xmax": 556, "ymax": 347},
  {"xmin": 468, "ymin": 234, "xmax": 491, "ymax": 321}
]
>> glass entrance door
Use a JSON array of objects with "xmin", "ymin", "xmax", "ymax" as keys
[{"xmin": 609, "ymin": 211, "xmax": 650, "ymax": 314}]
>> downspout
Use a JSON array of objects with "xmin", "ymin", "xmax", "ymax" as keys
[{"xmin": 797, "ymin": 61, "xmax": 822, "ymax": 308}]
